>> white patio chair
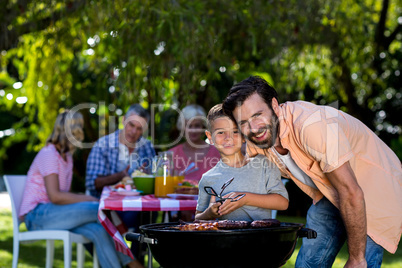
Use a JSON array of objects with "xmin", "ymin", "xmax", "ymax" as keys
[{"xmin": 4, "ymin": 175, "xmax": 99, "ymax": 268}]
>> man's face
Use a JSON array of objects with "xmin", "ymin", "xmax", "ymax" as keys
[
  {"xmin": 122, "ymin": 114, "xmax": 147, "ymax": 144},
  {"xmin": 232, "ymin": 93, "xmax": 279, "ymax": 149}
]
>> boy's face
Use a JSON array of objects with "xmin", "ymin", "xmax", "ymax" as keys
[{"xmin": 206, "ymin": 116, "xmax": 244, "ymax": 156}]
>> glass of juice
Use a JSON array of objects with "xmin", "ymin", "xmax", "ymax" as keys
[{"xmin": 154, "ymin": 175, "xmax": 175, "ymax": 197}]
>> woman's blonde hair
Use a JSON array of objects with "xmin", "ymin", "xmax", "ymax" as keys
[{"xmin": 47, "ymin": 110, "xmax": 84, "ymax": 154}]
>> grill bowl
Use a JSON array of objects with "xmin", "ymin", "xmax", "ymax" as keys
[{"xmin": 127, "ymin": 222, "xmax": 316, "ymax": 268}]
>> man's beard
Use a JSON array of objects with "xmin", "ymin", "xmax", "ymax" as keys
[{"xmin": 246, "ymin": 113, "xmax": 279, "ymax": 149}]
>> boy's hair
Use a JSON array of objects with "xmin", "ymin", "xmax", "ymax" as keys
[{"xmin": 207, "ymin": 103, "xmax": 227, "ymax": 131}]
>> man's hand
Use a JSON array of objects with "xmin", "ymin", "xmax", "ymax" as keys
[
  {"xmin": 95, "ymin": 165, "xmax": 130, "ymax": 190},
  {"xmin": 120, "ymin": 165, "xmax": 130, "ymax": 178},
  {"xmin": 326, "ymin": 161, "xmax": 367, "ymax": 266}
]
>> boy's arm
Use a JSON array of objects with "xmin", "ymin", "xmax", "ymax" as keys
[
  {"xmin": 195, "ymin": 196, "xmax": 222, "ymax": 220},
  {"xmin": 194, "ymin": 206, "xmax": 219, "ymax": 220},
  {"xmin": 218, "ymin": 192, "xmax": 288, "ymax": 216}
]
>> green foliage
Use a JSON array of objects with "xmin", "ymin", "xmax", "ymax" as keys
[{"xmin": 0, "ymin": 0, "xmax": 401, "ymax": 175}]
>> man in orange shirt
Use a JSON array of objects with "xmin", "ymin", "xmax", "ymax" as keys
[{"xmin": 223, "ymin": 76, "xmax": 401, "ymax": 268}]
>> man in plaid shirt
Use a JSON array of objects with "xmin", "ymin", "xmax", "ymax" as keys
[
  {"xmin": 86, "ymin": 104, "xmax": 156, "ymax": 199},
  {"xmin": 85, "ymin": 104, "xmax": 155, "ymax": 264}
]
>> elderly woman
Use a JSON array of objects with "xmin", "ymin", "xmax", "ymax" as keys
[
  {"xmin": 169, "ymin": 104, "xmax": 220, "ymax": 185},
  {"xmin": 19, "ymin": 110, "xmax": 143, "ymax": 268}
]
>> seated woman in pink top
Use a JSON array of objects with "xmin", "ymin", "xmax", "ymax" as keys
[
  {"xmin": 19, "ymin": 110, "xmax": 143, "ymax": 268},
  {"xmin": 169, "ymin": 104, "xmax": 221, "ymax": 185}
]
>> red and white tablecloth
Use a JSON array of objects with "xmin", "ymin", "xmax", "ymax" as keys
[{"xmin": 98, "ymin": 186, "xmax": 197, "ymax": 259}]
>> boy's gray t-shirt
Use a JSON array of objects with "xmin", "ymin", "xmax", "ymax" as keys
[{"xmin": 197, "ymin": 154, "xmax": 288, "ymax": 221}]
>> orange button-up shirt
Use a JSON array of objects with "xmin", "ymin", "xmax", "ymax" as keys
[{"xmin": 247, "ymin": 101, "xmax": 402, "ymax": 253}]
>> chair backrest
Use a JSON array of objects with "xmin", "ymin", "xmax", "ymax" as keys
[{"xmin": 4, "ymin": 175, "xmax": 28, "ymax": 233}]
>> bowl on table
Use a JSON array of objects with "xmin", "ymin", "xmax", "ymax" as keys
[{"xmin": 133, "ymin": 175, "xmax": 155, "ymax": 195}]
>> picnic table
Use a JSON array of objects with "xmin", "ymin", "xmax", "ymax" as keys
[{"xmin": 98, "ymin": 186, "xmax": 197, "ymax": 266}]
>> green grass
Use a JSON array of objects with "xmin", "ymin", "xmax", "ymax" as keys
[
  {"xmin": 277, "ymin": 216, "xmax": 402, "ymax": 268},
  {"xmin": 0, "ymin": 209, "xmax": 96, "ymax": 268},
  {"xmin": 1, "ymin": 210, "xmax": 401, "ymax": 267}
]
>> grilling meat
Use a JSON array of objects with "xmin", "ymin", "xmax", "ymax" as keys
[
  {"xmin": 179, "ymin": 219, "xmax": 280, "ymax": 231},
  {"xmin": 193, "ymin": 219, "xmax": 249, "ymax": 229},
  {"xmin": 179, "ymin": 222, "xmax": 219, "ymax": 231},
  {"xmin": 250, "ymin": 219, "xmax": 281, "ymax": 228},
  {"xmin": 217, "ymin": 220, "xmax": 250, "ymax": 229}
]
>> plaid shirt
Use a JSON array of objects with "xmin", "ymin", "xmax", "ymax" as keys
[{"xmin": 85, "ymin": 130, "xmax": 155, "ymax": 198}]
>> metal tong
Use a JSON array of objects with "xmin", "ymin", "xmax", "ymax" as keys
[{"xmin": 204, "ymin": 177, "xmax": 245, "ymax": 203}]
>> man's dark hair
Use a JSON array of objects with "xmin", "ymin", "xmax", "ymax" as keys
[{"xmin": 222, "ymin": 76, "xmax": 279, "ymax": 121}]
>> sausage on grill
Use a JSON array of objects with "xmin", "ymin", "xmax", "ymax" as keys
[
  {"xmin": 250, "ymin": 219, "xmax": 281, "ymax": 228},
  {"xmin": 217, "ymin": 220, "xmax": 250, "ymax": 229}
]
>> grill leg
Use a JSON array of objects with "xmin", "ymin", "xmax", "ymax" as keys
[
  {"xmin": 146, "ymin": 211, "xmax": 153, "ymax": 268},
  {"xmin": 147, "ymin": 245, "xmax": 153, "ymax": 268}
]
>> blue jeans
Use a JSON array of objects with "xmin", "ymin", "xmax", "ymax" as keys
[
  {"xmin": 296, "ymin": 197, "xmax": 384, "ymax": 268},
  {"xmin": 25, "ymin": 202, "xmax": 133, "ymax": 268}
]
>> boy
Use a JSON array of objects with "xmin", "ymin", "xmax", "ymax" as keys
[{"xmin": 195, "ymin": 104, "xmax": 289, "ymax": 221}]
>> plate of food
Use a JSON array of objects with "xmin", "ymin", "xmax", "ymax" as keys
[
  {"xmin": 112, "ymin": 181, "xmax": 141, "ymax": 196},
  {"xmin": 112, "ymin": 187, "xmax": 142, "ymax": 196},
  {"xmin": 115, "ymin": 189, "xmax": 141, "ymax": 196},
  {"xmin": 175, "ymin": 181, "xmax": 199, "ymax": 195},
  {"xmin": 167, "ymin": 193, "xmax": 198, "ymax": 200},
  {"xmin": 112, "ymin": 183, "xmax": 126, "ymax": 190}
]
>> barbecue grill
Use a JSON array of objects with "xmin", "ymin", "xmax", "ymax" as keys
[{"xmin": 126, "ymin": 221, "xmax": 317, "ymax": 268}]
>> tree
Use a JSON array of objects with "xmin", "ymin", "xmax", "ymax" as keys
[{"xmin": 1, "ymin": 0, "xmax": 401, "ymax": 176}]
